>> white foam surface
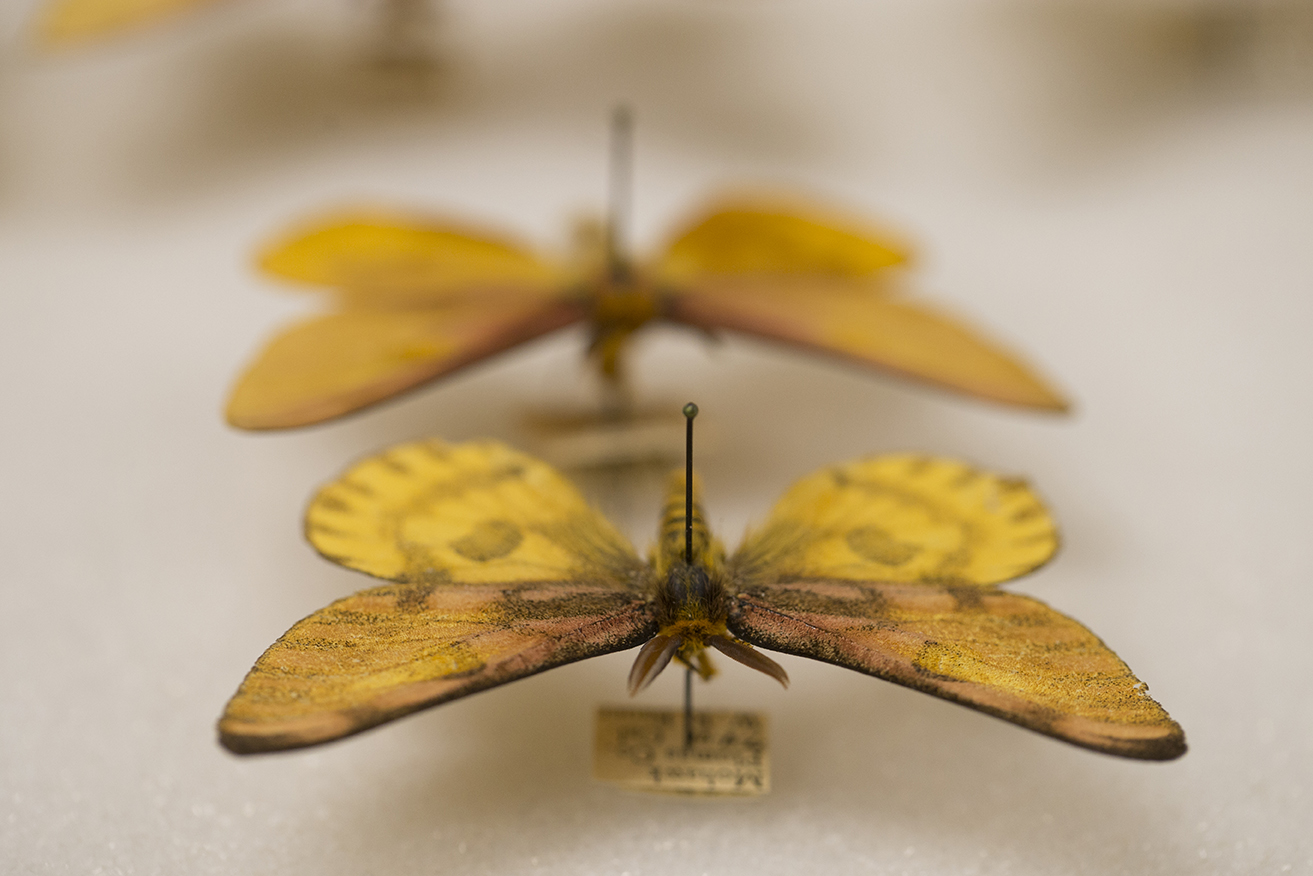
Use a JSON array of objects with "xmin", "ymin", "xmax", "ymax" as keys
[{"xmin": 2, "ymin": 0, "xmax": 1311, "ymax": 872}]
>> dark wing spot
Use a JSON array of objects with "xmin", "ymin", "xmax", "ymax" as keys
[
  {"xmin": 315, "ymin": 495, "xmax": 352, "ymax": 513},
  {"xmin": 943, "ymin": 584, "xmax": 985, "ymax": 611},
  {"xmin": 950, "ymin": 469, "xmax": 981, "ymax": 489},
  {"xmin": 450, "ymin": 520, "xmax": 524, "ymax": 562},
  {"xmin": 394, "ymin": 582, "xmax": 438, "ymax": 612},
  {"xmin": 338, "ymin": 479, "xmax": 375, "ymax": 497},
  {"xmin": 846, "ymin": 526, "xmax": 921, "ymax": 566},
  {"xmin": 938, "ymin": 548, "xmax": 970, "ymax": 571},
  {"xmin": 1011, "ymin": 506, "xmax": 1043, "ymax": 523}
]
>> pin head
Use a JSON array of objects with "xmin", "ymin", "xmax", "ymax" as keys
[{"xmin": 683, "ymin": 402, "xmax": 698, "ymax": 420}]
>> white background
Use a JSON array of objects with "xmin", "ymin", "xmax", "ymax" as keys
[{"xmin": 2, "ymin": 0, "xmax": 1311, "ymax": 873}]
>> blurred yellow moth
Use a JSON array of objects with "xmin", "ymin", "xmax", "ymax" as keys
[{"xmin": 225, "ymin": 182, "xmax": 1067, "ymax": 429}]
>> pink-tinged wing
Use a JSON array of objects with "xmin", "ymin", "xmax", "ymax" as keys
[
  {"xmin": 729, "ymin": 581, "xmax": 1184, "ymax": 760},
  {"xmin": 666, "ymin": 278, "xmax": 1068, "ymax": 412},
  {"xmin": 226, "ymin": 295, "xmax": 586, "ymax": 430},
  {"xmin": 219, "ymin": 581, "xmax": 656, "ymax": 753}
]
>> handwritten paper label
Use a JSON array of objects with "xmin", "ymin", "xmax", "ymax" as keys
[{"xmin": 593, "ymin": 709, "xmax": 769, "ymax": 796}]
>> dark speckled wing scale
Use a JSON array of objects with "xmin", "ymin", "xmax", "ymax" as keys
[
  {"xmin": 726, "ymin": 454, "xmax": 1187, "ymax": 761},
  {"xmin": 219, "ymin": 440, "xmax": 656, "ymax": 754}
]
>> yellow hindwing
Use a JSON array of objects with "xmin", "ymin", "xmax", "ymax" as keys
[
  {"xmin": 657, "ymin": 195, "xmax": 911, "ymax": 281},
  {"xmin": 306, "ymin": 439, "xmax": 645, "ymax": 587},
  {"xmin": 732, "ymin": 454, "xmax": 1058, "ymax": 586}
]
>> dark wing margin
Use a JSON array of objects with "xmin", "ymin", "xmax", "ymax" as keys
[
  {"xmin": 219, "ymin": 581, "xmax": 656, "ymax": 754},
  {"xmin": 728, "ymin": 579, "xmax": 1186, "ymax": 761}
]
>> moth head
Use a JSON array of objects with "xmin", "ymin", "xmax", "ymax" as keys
[{"xmin": 627, "ymin": 575, "xmax": 790, "ymax": 696}]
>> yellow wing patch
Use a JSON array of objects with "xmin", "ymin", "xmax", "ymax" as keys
[
  {"xmin": 306, "ymin": 439, "xmax": 646, "ymax": 587},
  {"xmin": 657, "ymin": 195, "xmax": 910, "ymax": 281},
  {"xmin": 257, "ymin": 211, "xmax": 563, "ymax": 305},
  {"xmin": 733, "ymin": 454, "xmax": 1058, "ymax": 586}
]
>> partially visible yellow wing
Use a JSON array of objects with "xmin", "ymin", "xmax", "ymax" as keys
[
  {"xmin": 306, "ymin": 439, "xmax": 648, "ymax": 588},
  {"xmin": 729, "ymin": 580, "xmax": 1185, "ymax": 760},
  {"xmin": 258, "ymin": 210, "xmax": 563, "ymax": 306},
  {"xmin": 732, "ymin": 454, "xmax": 1058, "ymax": 587},
  {"xmin": 665, "ymin": 279, "xmax": 1068, "ymax": 412},
  {"xmin": 37, "ymin": 0, "xmax": 221, "ymax": 45},
  {"xmin": 219, "ymin": 580, "xmax": 655, "ymax": 753},
  {"xmin": 226, "ymin": 295, "xmax": 585, "ymax": 429},
  {"xmin": 656, "ymin": 195, "xmax": 911, "ymax": 281}
]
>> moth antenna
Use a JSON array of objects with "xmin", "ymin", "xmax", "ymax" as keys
[
  {"xmin": 606, "ymin": 105, "xmax": 633, "ymax": 283},
  {"xmin": 683, "ymin": 402, "xmax": 698, "ymax": 565}
]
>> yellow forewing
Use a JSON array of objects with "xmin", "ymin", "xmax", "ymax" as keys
[
  {"xmin": 666, "ymin": 279, "xmax": 1068, "ymax": 412},
  {"xmin": 732, "ymin": 455, "xmax": 1058, "ymax": 587},
  {"xmin": 226, "ymin": 296, "xmax": 585, "ymax": 429},
  {"xmin": 657, "ymin": 195, "xmax": 910, "ymax": 281},
  {"xmin": 729, "ymin": 581, "xmax": 1185, "ymax": 760},
  {"xmin": 219, "ymin": 581, "xmax": 656, "ymax": 753},
  {"xmin": 37, "ymin": 0, "xmax": 218, "ymax": 45},
  {"xmin": 306, "ymin": 439, "xmax": 646, "ymax": 587},
  {"xmin": 257, "ymin": 211, "xmax": 563, "ymax": 306}
]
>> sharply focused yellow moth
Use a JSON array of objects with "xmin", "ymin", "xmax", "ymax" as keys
[
  {"xmin": 223, "ymin": 189, "xmax": 1068, "ymax": 430},
  {"xmin": 219, "ymin": 407, "xmax": 1184, "ymax": 760}
]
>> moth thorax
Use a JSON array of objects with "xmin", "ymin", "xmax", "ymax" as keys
[
  {"xmin": 587, "ymin": 283, "xmax": 658, "ymax": 378},
  {"xmin": 655, "ymin": 562, "xmax": 728, "ymax": 629},
  {"xmin": 591, "ymin": 283, "xmax": 658, "ymax": 332}
]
